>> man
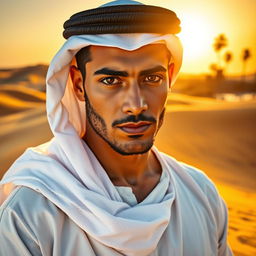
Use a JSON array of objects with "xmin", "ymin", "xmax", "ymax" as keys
[{"xmin": 0, "ymin": 0, "xmax": 233, "ymax": 255}]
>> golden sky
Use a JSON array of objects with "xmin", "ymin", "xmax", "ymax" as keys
[{"xmin": 0, "ymin": 0, "xmax": 255, "ymax": 75}]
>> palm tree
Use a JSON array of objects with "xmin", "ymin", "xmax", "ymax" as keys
[
  {"xmin": 209, "ymin": 63, "xmax": 218, "ymax": 74},
  {"xmin": 213, "ymin": 34, "xmax": 228, "ymax": 69},
  {"xmin": 224, "ymin": 51, "xmax": 233, "ymax": 74},
  {"xmin": 242, "ymin": 48, "xmax": 251, "ymax": 81}
]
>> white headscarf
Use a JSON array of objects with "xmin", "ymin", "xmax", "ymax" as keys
[{"xmin": 1, "ymin": 1, "xmax": 183, "ymax": 255}]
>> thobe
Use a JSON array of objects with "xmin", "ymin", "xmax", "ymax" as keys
[{"xmin": 0, "ymin": 148, "xmax": 232, "ymax": 256}]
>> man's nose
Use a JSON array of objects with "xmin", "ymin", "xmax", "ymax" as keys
[{"xmin": 122, "ymin": 82, "xmax": 148, "ymax": 116}]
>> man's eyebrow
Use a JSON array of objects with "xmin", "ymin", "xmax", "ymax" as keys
[
  {"xmin": 93, "ymin": 65, "xmax": 167, "ymax": 77},
  {"xmin": 94, "ymin": 68, "xmax": 129, "ymax": 77},
  {"xmin": 139, "ymin": 66, "xmax": 167, "ymax": 76}
]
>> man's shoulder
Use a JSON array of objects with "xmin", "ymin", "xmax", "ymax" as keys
[
  {"xmin": 159, "ymin": 151, "xmax": 219, "ymax": 197},
  {"xmin": 160, "ymin": 152, "xmax": 226, "ymax": 221},
  {"xmin": 0, "ymin": 186, "xmax": 62, "ymax": 224}
]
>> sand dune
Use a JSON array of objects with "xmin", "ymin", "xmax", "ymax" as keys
[
  {"xmin": 0, "ymin": 85, "xmax": 51, "ymax": 171},
  {"xmin": 0, "ymin": 85, "xmax": 255, "ymax": 255},
  {"xmin": 0, "ymin": 65, "xmax": 48, "ymax": 88},
  {"xmin": 217, "ymin": 184, "xmax": 256, "ymax": 256},
  {"xmin": 0, "ymin": 85, "xmax": 46, "ymax": 116},
  {"xmin": 157, "ymin": 93, "xmax": 256, "ymax": 191},
  {"xmin": 0, "ymin": 107, "xmax": 52, "ymax": 173},
  {"xmin": 0, "ymin": 85, "xmax": 46, "ymax": 102}
]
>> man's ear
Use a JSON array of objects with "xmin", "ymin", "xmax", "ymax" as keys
[
  {"xmin": 70, "ymin": 65, "xmax": 85, "ymax": 101},
  {"xmin": 168, "ymin": 63, "xmax": 174, "ymax": 89}
]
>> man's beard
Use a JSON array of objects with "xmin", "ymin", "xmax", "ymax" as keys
[{"xmin": 84, "ymin": 93, "xmax": 165, "ymax": 156}]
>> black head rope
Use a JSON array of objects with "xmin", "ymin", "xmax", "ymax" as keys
[{"xmin": 63, "ymin": 4, "xmax": 181, "ymax": 39}]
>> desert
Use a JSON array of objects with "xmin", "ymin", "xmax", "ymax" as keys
[{"xmin": 0, "ymin": 65, "xmax": 255, "ymax": 255}]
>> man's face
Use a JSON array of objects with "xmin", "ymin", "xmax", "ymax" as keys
[{"xmin": 77, "ymin": 44, "xmax": 173, "ymax": 155}]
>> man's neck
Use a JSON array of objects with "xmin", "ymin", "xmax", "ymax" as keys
[{"xmin": 83, "ymin": 124, "xmax": 162, "ymax": 200}]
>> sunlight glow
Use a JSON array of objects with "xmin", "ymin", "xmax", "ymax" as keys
[{"xmin": 179, "ymin": 14, "xmax": 214, "ymax": 61}]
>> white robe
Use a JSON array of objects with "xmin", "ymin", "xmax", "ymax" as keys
[{"xmin": 0, "ymin": 145, "xmax": 232, "ymax": 255}]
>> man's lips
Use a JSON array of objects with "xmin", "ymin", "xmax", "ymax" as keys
[{"xmin": 116, "ymin": 121, "xmax": 152, "ymax": 134}]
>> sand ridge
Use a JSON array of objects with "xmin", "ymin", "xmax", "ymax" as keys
[{"xmin": 0, "ymin": 85, "xmax": 46, "ymax": 116}]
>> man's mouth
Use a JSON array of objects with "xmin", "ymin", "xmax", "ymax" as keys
[{"xmin": 116, "ymin": 121, "xmax": 152, "ymax": 134}]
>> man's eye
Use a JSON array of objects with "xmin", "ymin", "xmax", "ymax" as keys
[
  {"xmin": 100, "ymin": 77, "xmax": 121, "ymax": 85},
  {"xmin": 144, "ymin": 75, "xmax": 162, "ymax": 83}
]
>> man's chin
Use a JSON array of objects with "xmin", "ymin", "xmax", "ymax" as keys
[{"xmin": 108, "ymin": 140, "xmax": 154, "ymax": 156}]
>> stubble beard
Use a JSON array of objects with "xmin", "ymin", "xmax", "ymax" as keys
[{"xmin": 84, "ymin": 93, "xmax": 165, "ymax": 156}]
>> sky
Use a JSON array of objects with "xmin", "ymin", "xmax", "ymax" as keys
[{"xmin": 0, "ymin": 0, "xmax": 255, "ymax": 75}]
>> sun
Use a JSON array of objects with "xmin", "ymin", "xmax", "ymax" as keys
[{"xmin": 178, "ymin": 14, "xmax": 214, "ymax": 61}]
